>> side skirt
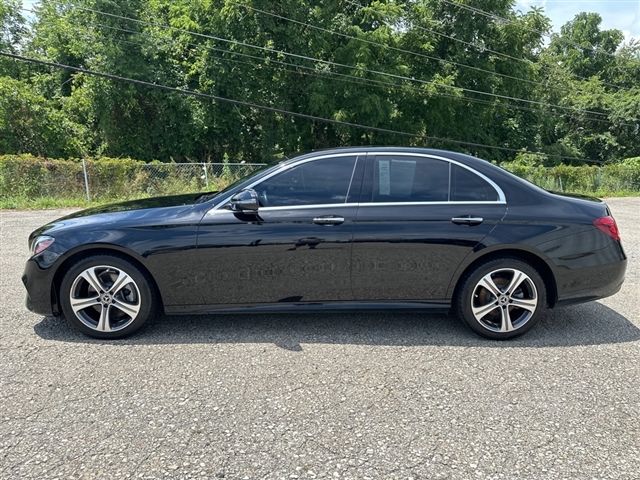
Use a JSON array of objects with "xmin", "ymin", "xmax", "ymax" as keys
[{"xmin": 164, "ymin": 301, "xmax": 451, "ymax": 315}]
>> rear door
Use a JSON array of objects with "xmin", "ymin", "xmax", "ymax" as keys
[
  {"xmin": 194, "ymin": 154, "xmax": 364, "ymax": 307},
  {"xmin": 351, "ymin": 153, "xmax": 507, "ymax": 302}
]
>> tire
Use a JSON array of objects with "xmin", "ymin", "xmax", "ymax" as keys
[
  {"xmin": 453, "ymin": 258, "xmax": 547, "ymax": 340},
  {"xmin": 59, "ymin": 254, "xmax": 158, "ymax": 339}
]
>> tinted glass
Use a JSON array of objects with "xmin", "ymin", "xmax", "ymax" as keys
[
  {"xmin": 367, "ymin": 155, "xmax": 449, "ymax": 202},
  {"xmin": 256, "ymin": 156, "xmax": 357, "ymax": 207},
  {"xmin": 450, "ymin": 164, "xmax": 498, "ymax": 201}
]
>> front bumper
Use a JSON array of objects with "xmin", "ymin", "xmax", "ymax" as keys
[{"xmin": 22, "ymin": 257, "xmax": 58, "ymax": 316}]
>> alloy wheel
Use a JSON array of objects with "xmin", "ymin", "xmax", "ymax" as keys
[
  {"xmin": 471, "ymin": 268, "xmax": 538, "ymax": 333},
  {"xmin": 69, "ymin": 265, "xmax": 141, "ymax": 333}
]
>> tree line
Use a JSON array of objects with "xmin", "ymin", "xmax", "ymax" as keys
[{"xmin": 0, "ymin": 0, "xmax": 639, "ymax": 165}]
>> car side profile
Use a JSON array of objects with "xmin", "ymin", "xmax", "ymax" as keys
[{"xmin": 23, "ymin": 147, "xmax": 627, "ymax": 340}]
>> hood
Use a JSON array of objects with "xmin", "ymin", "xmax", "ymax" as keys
[
  {"xmin": 29, "ymin": 192, "xmax": 215, "ymax": 243},
  {"xmin": 60, "ymin": 192, "xmax": 215, "ymax": 219}
]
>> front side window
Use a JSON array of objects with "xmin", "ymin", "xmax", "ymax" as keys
[
  {"xmin": 255, "ymin": 156, "xmax": 357, "ymax": 207},
  {"xmin": 367, "ymin": 155, "xmax": 450, "ymax": 202}
]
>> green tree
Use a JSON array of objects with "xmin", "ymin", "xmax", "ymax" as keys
[
  {"xmin": 0, "ymin": 0, "xmax": 637, "ymax": 164},
  {"xmin": 0, "ymin": 76, "xmax": 87, "ymax": 156}
]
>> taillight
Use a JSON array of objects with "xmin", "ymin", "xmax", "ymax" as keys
[{"xmin": 593, "ymin": 216, "xmax": 620, "ymax": 241}]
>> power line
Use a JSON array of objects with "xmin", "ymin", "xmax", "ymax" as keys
[
  {"xmin": 0, "ymin": 51, "xmax": 605, "ymax": 163},
  {"xmin": 77, "ymin": 18, "xmax": 625, "ymax": 128},
  {"xmin": 24, "ymin": 4, "xmax": 636, "ymax": 127},
  {"xmin": 345, "ymin": 0, "xmax": 626, "ymax": 91},
  {"xmin": 69, "ymin": 23, "xmax": 422, "ymax": 94},
  {"xmin": 49, "ymin": 2, "xmax": 625, "ymax": 121},
  {"xmin": 47, "ymin": 9, "xmax": 624, "ymax": 128},
  {"xmin": 230, "ymin": 1, "xmax": 545, "ymax": 88},
  {"xmin": 0, "ymin": 51, "xmax": 421, "ymax": 138}
]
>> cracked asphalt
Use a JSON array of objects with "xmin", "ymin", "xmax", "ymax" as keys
[{"xmin": 1, "ymin": 197, "xmax": 639, "ymax": 480}]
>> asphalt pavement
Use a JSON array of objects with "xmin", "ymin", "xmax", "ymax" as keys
[{"xmin": 0, "ymin": 198, "xmax": 638, "ymax": 479}]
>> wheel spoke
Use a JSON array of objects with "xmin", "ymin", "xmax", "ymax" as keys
[
  {"xmin": 472, "ymin": 301, "xmax": 500, "ymax": 320},
  {"xmin": 96, "ymin": 305, "xmax": 111, "ymax": 332},
  {"xmin": 81, "ymin": 267, "xmax": 104, "ymax": 293},
  {"xmin": 70, "ymin": 295, "xmax": 100, "ymax": 314},
  {"xmin": 478, "ymin": 274, "xmax": 502, "ymax": 298},
  {"xmin": 505, "ymin": 271, "xmax": 526, "ymax": 296},
  {"xmin": 510, "ymin": 297, "xmax": 537, "ymax": 312},
  {"xmin": 112, "ymin": 299, "xmax": 140, "ymax": 319},
  {"xmin": 500, "ymin": 307, "xmax": 514, "ymax": 332},
  {"xmin": 109, "ymin": 271, "xmax": 133, "ymax": 295}
]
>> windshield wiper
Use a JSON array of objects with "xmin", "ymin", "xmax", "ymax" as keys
[{"xmin": 195, "ymin": 191, "xmax": 219, "ymax": 203}]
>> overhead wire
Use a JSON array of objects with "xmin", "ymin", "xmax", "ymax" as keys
[
  {"xmin": 69, "ymin": 16, "xmax": 626, "ymax": 128},
  {"xmin": 230, "ymin": 1, "xmax": 544, "ymax": 88},
  {"xmin": 344, "ymin": 0, "xmax": 627, "ymax": 90},
  {"xmin": 45, "ymin": 2, "xmax": 628, "ymax": 121},
  {"xmin": 0, "ymin": 51, "xmax": 606, "ymax": 163}
]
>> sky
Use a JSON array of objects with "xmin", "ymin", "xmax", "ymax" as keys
[
  {"xmin": 515, "ymin": 0, "xmax": 640, "ymax": 42},
  {"xmin": 21, "ymin": 0, "xmax": 640, "ymax": 43}
]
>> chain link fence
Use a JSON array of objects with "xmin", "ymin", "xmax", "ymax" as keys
[
  {"xmin": 1, "ymin": 155, "xmax": 639, "ymax": 208},
  {"xmin": 82, "ymin": 161, "xmax": 267, "ymax": 201},
  {"xmin": 0, "ymin": 157, "xmax": 267, "ymax": 205}
]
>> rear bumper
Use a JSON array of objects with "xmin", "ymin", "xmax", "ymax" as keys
[
  {"xmin": 554, "ymin": 241, "xmax": 627, "ymax": 306},
  {"xmin": 22, "ymin": 257, "xmax": 57, "ymax": 316}
]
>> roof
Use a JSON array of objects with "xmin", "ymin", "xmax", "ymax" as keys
[{"xmin": 283, "ymin": 146, "xmax": 488, "ymax": 168}]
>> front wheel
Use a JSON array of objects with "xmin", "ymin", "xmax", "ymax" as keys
[
  {"xmin": 59, "ymin": 255, "xmax": 157, "ymax": 339},
  {"xmin": 454, "ymin": 258, "xmax": 547, "ymax": 340}
]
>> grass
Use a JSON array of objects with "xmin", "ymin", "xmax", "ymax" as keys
[{"xmin": 0, "ymin": 195, "xmax": 146, "ymax": 210}]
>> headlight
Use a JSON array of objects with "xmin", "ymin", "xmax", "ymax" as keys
[{"xmin": 31, "ymin": 236, "xmax": 55, "ymax": 255}]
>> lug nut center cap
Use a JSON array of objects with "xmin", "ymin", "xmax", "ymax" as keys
[
  {"xmin": 101, "ymin": 294, "xmax": 113, "ymax": 304},
  {"xmin": 498, "ymin": 295, "xmax": 509, "ymax": 305}
]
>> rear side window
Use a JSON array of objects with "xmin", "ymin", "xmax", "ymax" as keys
[
  {"xmin": 256, "ymin": 156, "xmax": 357, "ymax": 207},
  {"xmin": 367, "ymin": 156, "xmax": 449, "ymax": 202},
  {"xmin": 450, "ymin": 164, "xmax": 499, "ymax": 202}
]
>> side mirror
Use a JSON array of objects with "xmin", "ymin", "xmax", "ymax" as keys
[{"xmin": 230, "ymin": 188, "xmax": 259, "ymax": 212}]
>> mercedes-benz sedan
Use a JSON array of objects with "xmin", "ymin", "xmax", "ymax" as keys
[{"xmin": 23, "ymin": 147, "xmax": 627, "ymax": 340}]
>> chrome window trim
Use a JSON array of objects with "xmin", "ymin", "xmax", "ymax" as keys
[
  {"xmin": 210, "ymin": 200, "xmax": 506, "ymax": 214},
  {"xmin": 254, "ymin": 203, "xmax": 360, "ymax": 212},
  {"xmin": 206, "ymin": 151, "xmax": 506, "ymax": 216}
]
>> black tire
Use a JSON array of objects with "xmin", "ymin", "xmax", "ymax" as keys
[
  {"xmin": 453, "ymin": 258, "xmax": 547, "ymax": 340},
  {"xmin": 59, "ymin": 254, "xmax": 158, "ymax": 339}
]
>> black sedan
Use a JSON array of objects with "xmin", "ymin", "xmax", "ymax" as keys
[{"xmin": 23, "ymin": 147, "xmax": 627, "ymax": 340}]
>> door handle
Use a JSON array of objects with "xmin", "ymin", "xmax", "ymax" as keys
[
  {"xmin": 451, "ymin": 216, "xmax": 484, "ymax": 226},
  {"xmin": 313, "ymin": 215, "xmax": 345, "ymax": 226}
]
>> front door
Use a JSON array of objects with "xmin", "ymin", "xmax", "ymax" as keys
[
  {"xmin": 351, "ymin": 153, "xmax": 507, "ymax": 302},
  {"xmin": 194, "ymin": 154, "xmax": 364, "ymax": 307}
]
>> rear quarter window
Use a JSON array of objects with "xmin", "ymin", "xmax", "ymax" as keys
[{"xmin": 450, "ymin": 164, "xmax": 499, "ymax": 202}]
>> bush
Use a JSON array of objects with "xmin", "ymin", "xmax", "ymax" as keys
[{"xmin": 500, "ymin": 157, "xmax": 640, "ymax": 195}]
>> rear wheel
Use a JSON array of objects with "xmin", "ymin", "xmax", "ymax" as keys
[
  {"xmin": 59, "ymin": 255, "xmax": 157, "ymax": 339},
  {"xmin": 454, "ymin": 258, "xmax": 546, "ymax": 340}
]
